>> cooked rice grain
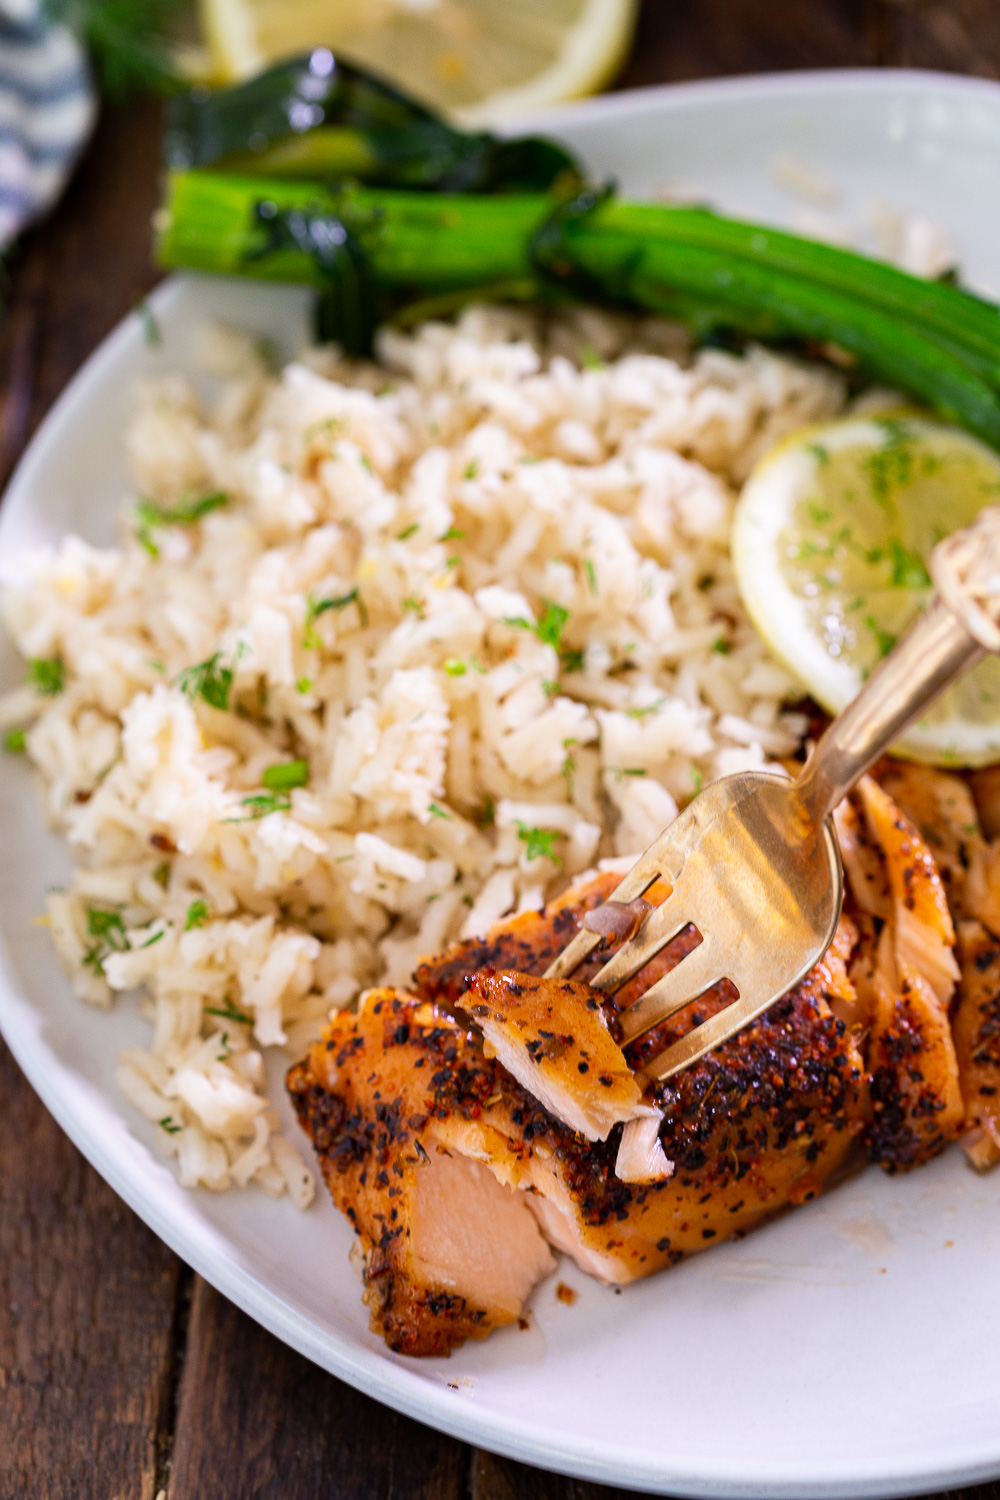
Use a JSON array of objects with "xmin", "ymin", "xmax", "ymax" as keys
[{"xmin": 0, "ymin": 305, "xmax": 847, "ymax": 1204}]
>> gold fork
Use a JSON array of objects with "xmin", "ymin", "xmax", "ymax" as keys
[{"xmin": 544, "ymin": 505, "xmax": 1000, "ymax": 1082}]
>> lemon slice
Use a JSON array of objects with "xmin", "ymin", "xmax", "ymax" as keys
[
  {"xmin": 199, "ymin": 0, "xmax": 638, "ymax": 125},
  {"xmin": 732, "ymin": 413, "xmax": 1000, "ymax": 767}
]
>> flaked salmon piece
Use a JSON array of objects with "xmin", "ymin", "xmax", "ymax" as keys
[
  {"xmin": 866, "ymin": 926, "xmax": 964, "ymax": 1171},
  {"xmin": 969, "ymin": 765, "xmax": 1000, "ymax": 839},
  {"xmin": 873, "ymin": 760, "xmax": 1000, "ymax": 945},
  {"xmin": 615, "ymin": 1114, "xmax": 673, "ymax": 1183},
  {"xmin": 413, "ymin": 871, "xmax": 624, "ymax": 1013},
  {"xmin": 833, "ymin": 797, "xmax": 890, "ymax": 920},
  {"xmin": 873, "ymin": 761, "xmax": 982, "ymax": 922},
  {"xmin": 289, "ymin": 908, "xmax": 867, "ymax": 1353},
  {"xmin": 850, "ymin": 776, "xmax": 963, "ymax": 1169},
  {"xmin": 464, "ymin": 970, "xmax": 650, "ymax": 1143},
  {"xmin": 287, "ymin": 992, "xmax": 555, "ymax": 1357},
  {"xmin": 413, "ymin": 869, "xmax": 676, "ymax": 1021},
  {"xmin": 857, "ymin": 775, "xmax": 959, "ymax": 1008},
  {"xmin": 953, "ymin": 921, "xmax": 1000, "ymax": 1171}
]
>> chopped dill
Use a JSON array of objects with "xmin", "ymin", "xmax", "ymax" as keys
[
  {"xmin": 83, "ymin": 905, "xmax": 129, "ymax": 971},
  {"xmin": 204, "ymin": 996, "xmax": 253, "ymax": 1026},
  {"xmin": 304, "ymin": 586, "xmax": 368, "ymax": 646},
  {"xmin": 174, "ymin": 653, "xmax": 233, "ymax": 711}
]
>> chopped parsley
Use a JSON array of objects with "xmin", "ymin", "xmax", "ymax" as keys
[
  {"xmin": 443, "ymin": 658, "xmax": 467, "ymax": 677},
  {"xmin": 428, "ymin": 801, "xmax": 452, "ymax": 820},
  {"xmin": 139, "ymin": 928, "xmax": 165, "ymax": 949},
  {"xmin": 158, "ymin": 1117, "xmax": 182, "ymax": 1135},
  {"xmin": 560, "ymin": 647, "xmax": 585, "ymax": 674},
  {"xmin": 690, "ymin": 763, "xmax": 704, "ymax": 795},
  {"xmin": 712, "ymin": 638, "xmax": 731, "ymax": 655},
  {"xmin": 440, "ymin": 525, "xmax": 465, "ymax": 541},
  {"xmin": 584, "ymin": 559, "xmax": 598, "ymax": 597},
  {"xmin": 505, "ymin": 600, "xmax": 569, "ymax": 651},
  {"xmin": 204, "ymin": 997, "xmax": 253, "ymax": 1025},
  {"xmin": 296, "ymin": 677, "xmax": 312, "ymax": 695},
  {"xmin": 28, "ymin": 657, "xmax": 64, "ymax": 696},
  {"xmin": 4, "ymin": 728, "xmax": 26, "ymax": 753},
  {"xmin": 402, "ymin": 594, "xmax": 426, "ymax": 619},
  {"xmin": 462, "ymin": 460, "xmax": 479, "ymax": 480},
  {"xmin": 262, "ymin": 759, "xmax": 309, "ymax": 792},
  {"xmin": 626, "ymin": 699, "xmax": 664, "ymax": 720},
  {"xmin": 515, "ymin": 821, "xmax": 560, "ymax": 865},
  {"xmin": 185, "ymin": 899, "xmax": 209, "ymax": 931},
  {"xmin": 174, "ymin": 653, "xmax": 233, "ymax": 711},
  {"xmin": 580, "ymin": 344, "xmax": 605, "ymax": 370},
  {"xmin": 396, "ymin": 523, "xmax": 420, "ymax": 540},
  {"xmin": 561, "ymin": 752, "xmax": 576, "ymax": 797},
  {"xmin": 83, "ymin": 905, "xmax": 129, "ymax": 972},
  {"xmin": 153, "ymin": 862, "xmax": 171, "ymax": 890}
]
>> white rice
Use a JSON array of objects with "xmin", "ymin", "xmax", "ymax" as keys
[{"xmin": 0, "ymin": 303, "xmax": 849, "ymax": 1204}]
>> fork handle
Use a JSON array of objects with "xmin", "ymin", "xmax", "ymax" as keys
[{"xmin": 790, "ymin": 504, "xmax": 1000, "ymax": 830}]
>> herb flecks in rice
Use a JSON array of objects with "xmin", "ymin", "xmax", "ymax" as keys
[{"xmin": 0, "ymin": 304, "xmax": 846, "ymax": 1206}]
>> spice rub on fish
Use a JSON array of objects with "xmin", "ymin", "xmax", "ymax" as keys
[
  {"xmin": 289, "ymin": 877, "xmax": 867, "ymax": 1356},
  {"xmin": 463, "ymin": 969, "xmax": 650, "ymax": 1142},
  {"xmin": 288, "ymin": 763, "xmax": 1000, "ymax": 1358}
]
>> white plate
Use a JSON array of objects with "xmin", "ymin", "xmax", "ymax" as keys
[{"xmin": 3, "ymin": 70, "xmax": 1000, "ymax": 1500}]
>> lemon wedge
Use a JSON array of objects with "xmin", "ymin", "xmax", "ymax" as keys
[
  {"xmin": 732, "ymin": 413, "xmax": 1000, "ymax": 766},
  {"xmin": 198, "ymin": 0, "xmax": 638, "ymax": 125}
]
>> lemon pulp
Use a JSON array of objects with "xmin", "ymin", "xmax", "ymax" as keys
[{"xmin": 732, "ymin": 413, "xmax": 1000, "ymax": 766}]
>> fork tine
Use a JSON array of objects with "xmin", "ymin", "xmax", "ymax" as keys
[
  {"xmin": 543, "ymin": 925, "xmax": 603, "ymax": 981},
  {"xmin": 588, "ymin": 892, "xmax": 691, "ymax": 993},
  {"xmin": 543, "ymin": 812, "xmax": 700, "ymax": 981},
  {"xmin": 642, "ymin": 979, "xmax": 778, "ymax": 1081},
  {"xmin": 617, "ymin": 940, "xmax": 724, "ymax": 1043}
]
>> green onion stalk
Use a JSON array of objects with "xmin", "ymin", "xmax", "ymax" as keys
[{"xmin": 156, "ymin": 54, "xmax": 1000, "ymax": 452}]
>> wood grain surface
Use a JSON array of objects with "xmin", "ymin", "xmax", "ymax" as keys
[{"xmin": 3, "ymin": 3, "xmax": 1000, "ymax": 1497}]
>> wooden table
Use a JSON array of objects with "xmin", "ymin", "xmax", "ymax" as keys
[{"xmin": 2, "ymin": 3, "xmax": 1000, "ymax": 1495}]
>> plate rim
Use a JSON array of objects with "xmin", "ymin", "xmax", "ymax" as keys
[{"xmin": 4, "ymin": 66, "xmax": 1000, "ymax": 1499}]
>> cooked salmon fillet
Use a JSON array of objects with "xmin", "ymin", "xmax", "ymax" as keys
[
  {"xmin": 850, "ymin": 776, "xmax": 963, "ymax": 1169},
  {"xmin": 953, "ymin": 921, "xmax": 1000, "ymax": 1170},
  {"xmin": 289, "ymin": 763, "xmax": 1000, "ymax": 1356},
  {"xmin": 289, "ymin": 880, "xmax": 867, "ymax": 1354},
  {"xmin": 463, "ymin": 969, "xmax": 649, "ymax": 1142}
]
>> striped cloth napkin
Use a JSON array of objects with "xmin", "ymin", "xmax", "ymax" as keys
[{"xmin": 0, "ymin": 0, "xmax": 96, "ymax": 248}]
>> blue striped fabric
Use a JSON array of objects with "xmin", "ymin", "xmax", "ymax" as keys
[{"xmin": 0, "ymin": 1, "xmax": 95, "ymax": 248}]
